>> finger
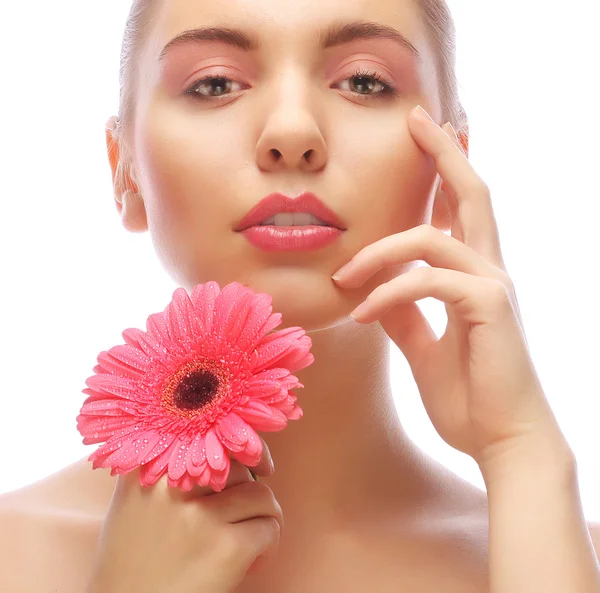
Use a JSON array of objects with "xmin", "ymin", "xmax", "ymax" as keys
[
  {"xmin": 350, "ymin": 266, "xmax": 513, "ymax": 327},
  {"xmin": 436, "ymin": 123, "xmax": 465, "ymax": 244},
  {"xmin": 332, "ymin": 224, "xmax": 505, "ymax": 289},
  {"xmin": 378, "ymin": 301, "xmax": 438, "ymax": 373},
  {"xmin": 408, "ymin": 106, "xmax": 505, "ymax": 268},
  {"xmin": 201, "ymin": 479, "xmax": 284, "ymax": 531},
  {"xmin": 440, "ymin": 121, "xmax": 466, "ymax": 198}
]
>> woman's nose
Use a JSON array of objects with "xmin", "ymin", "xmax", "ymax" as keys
[{"xmin": 255, "ymin": 109, "xmax": 327, "ymax": 172}]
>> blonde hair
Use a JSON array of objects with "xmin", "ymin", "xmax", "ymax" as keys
[{"xmin": 113, "ymin": 0, "xmax": 468, "ymax": 166}]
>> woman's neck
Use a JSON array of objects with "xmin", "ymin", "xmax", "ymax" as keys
[{"xmin": 258, "ymin": 320, "xmax": 434, "ymax": 532}]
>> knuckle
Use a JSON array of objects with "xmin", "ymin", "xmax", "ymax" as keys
[
  {"xmin": 415, "ymin": 265, "xmax": 435, "ymax": 281},
  {"xmin": 250, "ymin": 482, "xmax": 283, "ymax": 522},
  {"xmin": 486, "ymin": 278, "xmax": 511, "ymax": 306},
  {"xmin": 469, "ymin": 176, "xmax": 490, "ymax": 196},
  {"xmin": 254, "ymin": 481, "xmax": 281, "ymax": 511},
  {"xmin": 264, "ymin": 516, "xmax": 282, "ymax": 540},
  {"xmin": 254, "ymin": 516, "xmax": 282, "ymax": 548},
  {"xmin": 495, "ymin": 269, "xmax": 514, "ymax": 292},
  {"xmin": 418, "ymin": 223, "xmax": 438, "ymax": 241},
  {"xmin": 252, "ymin": 479, "xmax": 274, "ymax": 497}
]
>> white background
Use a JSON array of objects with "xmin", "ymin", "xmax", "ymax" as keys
[{"xmin": 0, "ymin": 1, "xmax": 598, "ymax": 520}]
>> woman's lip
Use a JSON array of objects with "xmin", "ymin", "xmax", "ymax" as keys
[
  {"xmin": 240, "ymin": 225, "xmax": 344, "ymax": 251},
  {"xmin": 235, "ymin": 192, "xmax": 347, "ymax": 231}
]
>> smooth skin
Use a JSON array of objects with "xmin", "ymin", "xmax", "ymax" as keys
[{"xmin": 1, "ymin": 0, "xmax": 599, "ymax": 591}]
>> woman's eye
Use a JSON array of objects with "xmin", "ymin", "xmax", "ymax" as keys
[
  {"xmin": 336, "ymin": 69, "xmax": 399, "ymax": 100},
  {"xmin": 184, "ymin": 69, "xmax": 399, "ymax": 101},
  {"xmin": 185, "ymin": 75, "xmax": 245, "ymax": 99}
]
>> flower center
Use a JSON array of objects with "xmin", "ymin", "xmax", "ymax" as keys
[{"xmin": 173, "ymin": 368, "xmax": 220, "ymax": 410}]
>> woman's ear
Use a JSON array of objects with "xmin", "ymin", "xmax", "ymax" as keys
[{"xmin": 105, "ymin": 116, "xmax": 148, "ymax": 233}]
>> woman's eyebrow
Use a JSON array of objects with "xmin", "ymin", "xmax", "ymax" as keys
[{"xmin": 158, "ymin": 20, "xmax": 422, "ymax": 63}]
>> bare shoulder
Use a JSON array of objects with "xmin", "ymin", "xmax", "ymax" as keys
[{"xmin": 0, "ymin": 474, "xmax": 104, "ymax": 593}]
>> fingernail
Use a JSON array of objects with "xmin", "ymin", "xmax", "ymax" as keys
[
  {"xmin": 332, "ymin": 261, "xmax": 353, "ymax": 281},
  {"xmin": 415, "ymin": 105, "xmax": 434, "ymax": 122}
]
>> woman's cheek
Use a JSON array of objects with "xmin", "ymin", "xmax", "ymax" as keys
[
  {"xmin": 342, "ymin": 121, "xmax": 436, "ymax": 231},
  {"xmin": 335, "ymin": 116, "xmax": 412, "ymax": 189},
  {"xmin": 139, "ymin": 99, "xmax": 234, "ymax": 185}
]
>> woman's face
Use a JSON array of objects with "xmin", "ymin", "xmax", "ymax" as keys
[{"xmin": 115, "ymin": 0, "xmax": 443, "ymax": 330}]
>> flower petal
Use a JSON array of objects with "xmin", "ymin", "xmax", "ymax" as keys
[
  {"xmin": 234, "ymin": 401, "xmax": 288, "ymax": 431},
  {"xmin": 139, "ymin": 433, "xmax": 177, "ymax": 466},
  {"xmin": 122, "ymin": 327, "xmax": 168, "ymax": 360},
  {"xmin": 102, "ymin": 439, "xmax": 140, "ymax": 470},
  {"xmin": 205, "ymin": 428, "xmax": 227, "ymax": 471},
  {"xmin": 212, "ymin": 283, "xmax": 251, "ymax": 343},
  {"xmin": 189, "ymin": 434, "xmax": 207, "ymax": 467},
  {"xmin": 165, "ymin": 288, "xmax": 196, "ymax": 344},
  {"xmin": 215, "ymin": 412, "xmax": 250, "ymax": 446},
  {"xmin": 169, "ymin": 472, "xmax": 190, "ymax": 491},
  {"xmin": 257, "ymin": 329, "xmax": 314, "ymax": 373},
  {"xmin": 135, "ymin": 431, "xmax": 163, "ymax": 464},
  {"xmin": 104, "ymin": 344, "xmax": 151, "ymax": 374},
  {"xmin": 251, "ymin": 337, "xmax": 302, "ymax": 375},
  {"xmin": 84, "ymin": 374, "xmax": 142, "ymax": 400},
  {"xmin": 93, "ymin": 352, "xmax": 142, "ymax": 380},
  {"xmin": 209, "ymin": 456, "xmax": 231, "ymax": 492},
  {"xmin": 146, "ymin": 311, "xmax": 171, "ymax": 345},
  {"xmin": 286, "ymin": 403, "xmax": 303, "ymax": 420},
  {"xmin": 244, "ymin": 379, "xmax": 284, "ymax": 400},
  {"xmin": 168, "ymin": 439, "xmax": 190, "ymax": 481},
  {"xmin": 222, "ymin": 285, "xmax": 257, "ymax": 343},
  {"xmin": 230, "ymin": 423, "xmax": 263, "ymax": 466},
  {"xmin": 78, "ymin": 415, "xmax": 139, "ymax": 443},
  {"xmin": 190, "ymin": 281, "xmax": 220, "ymax": 335},
  {"xmin": 235, "ymin": 295, "xmax": 277, "ymax": 352},
  {"xmin": 80, "ymin": 399, "xmax": 141, "ymax": 417},
  {"xmin": 144, "ymin": 436, "xmax": 179, "ymax": 479}
]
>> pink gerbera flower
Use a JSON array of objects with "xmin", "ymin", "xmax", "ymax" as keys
[{"xmin": 76, "ymin": 281, "xmax": 314, "ymax": 492}]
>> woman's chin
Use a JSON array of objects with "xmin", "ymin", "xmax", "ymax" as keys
[{"xmin": 239, "ymin": 272, "xmax": 352, "ymax": 331}]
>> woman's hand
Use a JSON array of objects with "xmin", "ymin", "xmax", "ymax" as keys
[
  {"xmin": 332, "ymin": 105, "xmax": 600, "ymax": 592},
  {"xmin": 331, "ymin": 104, "xmax": 568, "ymax": 471},
  {"xmin": 85, "ymin": 440, "xmax": 282, "ymax": 593}
]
